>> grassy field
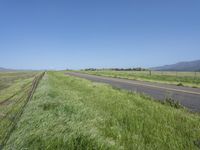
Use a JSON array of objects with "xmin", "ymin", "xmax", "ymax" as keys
[
  {"xmin": 80, "ymin": 70, "xmax": 200, "ymax": 88},
  {"xmin": 0, "ymin": 71, "xmax": 43, "ymax": 148},
  {"xmin": 3, "ymin": 71, "xmax": 200, "ymax": 149}
]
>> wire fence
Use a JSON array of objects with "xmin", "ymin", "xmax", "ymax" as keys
[{"xmin": 128, "ymin": 71, "xmax": 200, "ymax": 78}]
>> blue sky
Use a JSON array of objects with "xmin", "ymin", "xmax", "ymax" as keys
[{"xmin": 0, "ymin": 0, "xmax": 200, "ymax": 70}]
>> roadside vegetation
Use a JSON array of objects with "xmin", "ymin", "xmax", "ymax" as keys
[
  {"xmin": 80, "ymin": 70, "xmax": 200, "ymax": 88},
  {"xmin": 4, "ymin": 71, "xmax": 200, "ymax": 149},
  {"xmin": 0, "ymin": 72, "xmax": 43, "ymax": 148}
]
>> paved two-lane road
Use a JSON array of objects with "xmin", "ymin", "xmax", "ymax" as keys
[{"xmin": 66, "ymin": 72, "xmax": 200, "ymax": 112}]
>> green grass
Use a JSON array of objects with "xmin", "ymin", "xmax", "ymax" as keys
[
  {"xmin": 0, "ymin": 72, "xmax": 38, "ymax": 101},
  {"xmin": 4, "ymin": 71, "xmax": 200, "ymax": 149},
  {"xmin": 0, "ymin": 72, "xmax": 37, "ymax": 91},
  {"xmin": 0, "ymin": 72, "xmax": 40, "ymax": 147},
  {"xmin": 80, "ymin": 70, "xmax": 200, "ymax": 88}
]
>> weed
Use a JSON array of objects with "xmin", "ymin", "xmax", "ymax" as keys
[
  {"xmin": 177, "ymin": 82, "xmax": 184, "ymax": 86},
  {"xmin": 164, "ymin": 98, "xmax": 183, "ymax": 109}
]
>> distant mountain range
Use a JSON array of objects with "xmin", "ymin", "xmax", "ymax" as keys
[
  {"xmin": 152, "ymin": 60, "xmax": 200, "ymax": 72},
  {"xmin": 0, "ymin": 67, "xmax": 16, "ymax": 71}
]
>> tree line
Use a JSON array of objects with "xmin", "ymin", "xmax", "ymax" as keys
[{"xmin": 84, "ymin": 68, "xmax": 148, "ymax": 71}]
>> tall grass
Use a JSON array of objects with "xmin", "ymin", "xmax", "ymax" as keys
[{"xmin": 4, "ymin": 72, "xmax": 200, "ymax": 149}]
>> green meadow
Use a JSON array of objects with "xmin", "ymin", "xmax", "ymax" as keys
[{"xmin": 1, "ymin": 71, "xmax": 200, "ymax": 149}]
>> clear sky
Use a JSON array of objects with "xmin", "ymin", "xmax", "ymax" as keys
[{"xmin": 0, "ymin": 0, "xmax": 200, "ymax": 70}]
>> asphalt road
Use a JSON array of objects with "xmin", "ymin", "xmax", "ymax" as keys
[{"xmin": 66, "ymin": 72, "xmax": 200, "ymax": 112}]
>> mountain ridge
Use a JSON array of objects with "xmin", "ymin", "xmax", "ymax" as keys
[
  {"xmin": 152, "ymin": 60, "xmax": 200, "ymax": 71},
  {"xmin": 0, "ymin": 67, "xmax": 14, "ymax": 71}
]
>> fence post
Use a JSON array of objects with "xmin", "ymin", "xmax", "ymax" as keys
[
  {"xmin": 149, "ymin": 70, "xmax": 152, "ymax": 76},
  {"xmin": 194, "ymin": 72, "xmax": 197, "ymax": 79}
]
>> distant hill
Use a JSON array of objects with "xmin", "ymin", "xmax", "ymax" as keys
[
  {"xmin": 0, "ymin": 67, "xmax": 15, "ymax": 72},
  {"xmin": 151, "ymin": 60, "xmax": 200, "ymax": 72}
]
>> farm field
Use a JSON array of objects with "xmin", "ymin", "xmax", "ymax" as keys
[
  {"xmin": 0, "ymin": 71, "xmax": 43, "ymax": 148},
  {"xmin": 80, "ymin": 70, "xmax": 200, "ymax": 88},
  {"xmin": 2, "ymin": 71, "xmax": 200, "ymax": 149}
]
